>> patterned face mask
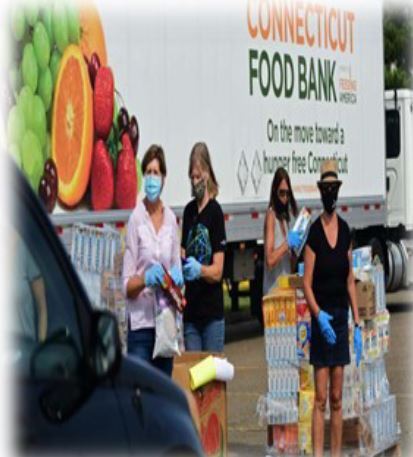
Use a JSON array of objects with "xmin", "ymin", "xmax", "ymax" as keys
[{"xmin": 191, "ymin": 179, "xmax": 206, "ymax": 201}]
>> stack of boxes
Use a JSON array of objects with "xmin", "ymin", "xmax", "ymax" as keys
[
  {"xmin": 260, "ymin": 245, "xmax": 399, "ymax": 455},
  {"xmin": 262, "ymin": 288, "xmax": 299, "ymax": 455},
  {"xmin": 71, "ymin": 223, "xmax": 127, "ymax": 352},
  {"xmin": 296, "ymin": 288, "xmax": 314, "ymax": 455},
  {"xmin": 351, "ymin": 249, "xmax": 398, "ymax": 454}
]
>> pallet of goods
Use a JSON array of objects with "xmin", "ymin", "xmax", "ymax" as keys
[{"xmin": 258, "ymin": 246, "xmax": 400, "ymax": 456}]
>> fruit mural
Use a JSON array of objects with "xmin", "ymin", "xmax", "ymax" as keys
[{"xmin": 7, "ymin": 0, "xmax": 141, "ymax": 213}]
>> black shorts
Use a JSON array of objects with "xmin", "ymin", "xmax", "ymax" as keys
[{"xmin": 310, "ymin": 306, "xmax": 350, "ymax": 367}]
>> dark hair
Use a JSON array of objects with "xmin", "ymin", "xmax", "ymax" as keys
[
  {"xmin": 269, "ymin": 167, "xmax": 298, "ymax": 220},
  {"xmin": 141, "ymin": 144, "xmax": 167, "ymax": 176},
  {"xmin": 188, "ymin": 142, "xmax": 219, "ymax": 198}
]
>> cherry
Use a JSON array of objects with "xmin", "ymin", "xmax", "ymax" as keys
[
  {"xmin": 117, "ymin": 107, "xmax": 129, "ymax": 135},
  {"xmin": 38, "ymin": 175, "xmax": 57, "ymax": 213},
  {"xmin": 44, "ymin": 158, "xmax": 58, "ymax": 189},
  {"xmin": 88, "ymin": 52, "xmax": 101, "ymax": 88},
  {"xmin": 128, "ymin": 115, "xmax": 139, "ymax": 155}
]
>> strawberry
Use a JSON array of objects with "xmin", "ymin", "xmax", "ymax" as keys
[
  {"xmin": 93, "ymin": 66, "xmax": 114, "ymax": 140},
  {"xmin": 91, "ymin": 140, "xmax": 114, "ymax": 210},
  {"xmin": 115, "ymin": 133, "xmax": 137, "ymax": 209}
]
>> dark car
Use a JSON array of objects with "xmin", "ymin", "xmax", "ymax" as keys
[{"xmin": 11, "ymin": 163, "xmax": 203, "ymax": 456}]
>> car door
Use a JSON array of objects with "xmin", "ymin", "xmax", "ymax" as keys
[{"xmin": 13, "ymin": 171, "xmax": 129, "ymax": 454}]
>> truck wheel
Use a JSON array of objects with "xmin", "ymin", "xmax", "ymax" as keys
[
  {"xmin": 368, "ymin": 237, "xmax": 385, "ymax": 267},
  {"xmin": 386, "ymin": 241, "xmax": 405, "ymax": 292},
  {"xmin": 250, "ymin": 259, "xmax": 264, "ymax": 328}
]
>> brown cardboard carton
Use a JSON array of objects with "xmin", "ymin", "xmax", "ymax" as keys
[
  {"xmin": 173, "ymin": 352, "xmax": 227, "ymax": 457},
  {"xmin": 356, "ymin": 280, "xmax": 376, "ymax": 320},
  {"xmin": 324, "ymin": 418, "xmax": 362, "ymax": 448}
]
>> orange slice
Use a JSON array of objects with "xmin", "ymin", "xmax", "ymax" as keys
[
  {"xmin": 79, "ymin": 1, "xmax": 108, "ymax": 66},
  {"xmin": 52, "ymin": 44, "xmax": 93, "ymax": 207}
]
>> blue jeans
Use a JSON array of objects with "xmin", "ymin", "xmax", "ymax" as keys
[
  {"xmin": 184, "ymin": 319, "xmax": 225, "ymax": 352},
  {"xmin": 127, "ymin": 328, "xmax": 173, "ymax": 377}
]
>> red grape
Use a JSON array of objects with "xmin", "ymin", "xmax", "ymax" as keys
[
  {"xmin": 117, "ymin": 107, "xmax": 129, "ymax": 134},
  {"xmin": 38, "ymin": 175, "xmax": 56, "ymax": 213},
  {"xmin": 129, "ymin": 115, "xmax": 139, "ymax": 155},
  {"xmin": 44, "ymin": 158, "xmax": 58, "ymax": 187},
  {"xmin": 88, "ymin": 52, "xmax": 101, "ymax": 88}
]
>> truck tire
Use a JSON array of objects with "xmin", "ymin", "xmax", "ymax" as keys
[
  {"xmin": 250, "ymin": 258, "xmax": 264, "ymax": 328},
  {"xmin": 368, "ymin": 237, "xmax": 385, "ymax": 267},
  {"xmin": 386, "ymin": 241, "xmax": 405, "ymax": 292}
]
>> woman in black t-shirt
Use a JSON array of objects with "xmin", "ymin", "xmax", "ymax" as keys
[
  {"xmin": 181, "ymin": 142, "xmax": 226, "ymax": 352},
  {"xmin": 303, "ymin": 160, "xmax": 362, "ymax": 457}
]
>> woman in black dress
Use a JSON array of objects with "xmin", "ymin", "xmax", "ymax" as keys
[{"xmin": 303, "ymin": 159, "xmax": 362, "ymax": 457}]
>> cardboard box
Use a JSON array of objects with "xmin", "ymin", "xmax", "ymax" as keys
[
  {"xmin": 267, "ymin": 424, "xmax": 298, "ymax": 454},
  {"xmin": 356, "ymin": 280, "xmax": 376, "ymax": 320},
  {"xmin": 324, "ymin": 417, "xmax": 361, "ymax": 448},
  {"xmin": 298, "ymin": 422, "xmax": 312, "ymax": 454},
  {"xmin": 299, "ymin": 363, "xmax": 314, "ymax": 392},
  {"xmin": 173, "ymin": 352, "xmax": 227, "ymax": 457},
  {"xmin": 299, "ymin": 391, "xmax": 314, "ymax": 423},
  {"xmin": 277, "ymin": 274, "xmax": 304, "ymax": 290}
]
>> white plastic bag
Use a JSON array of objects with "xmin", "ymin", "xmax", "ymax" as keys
[{"xmin": 153, "ymin": 291, "xmax": 181, "ymax": 358}]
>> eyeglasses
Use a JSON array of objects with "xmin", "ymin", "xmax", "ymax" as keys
[
  {"xmin": 277, "ymin": 189, "xmax": 290, "ymax": 198},
  {"xmin": 317, "ymin": 182, "xmax": 341, "ymax": 193}
]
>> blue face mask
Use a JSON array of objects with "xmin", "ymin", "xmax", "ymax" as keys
[{"xmin": 144, "ymin": 175, "xmax": 162, "ymax": 202}]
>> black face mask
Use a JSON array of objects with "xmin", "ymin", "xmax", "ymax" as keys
[
  {"xmin": 274, "ymin": 198, "xmax": 289, "ymax": 220},
  {"xmin": 319, "ymin": 182, "xmax": 340, "ymax": 214}
]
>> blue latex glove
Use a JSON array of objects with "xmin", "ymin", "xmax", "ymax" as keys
[
  {"xmin": 183, "ymin": 256, "xmax": 202, "ymax": 281},
  {"xmin": 317, "ymin": 310, "xmax": 337, "ymax": 345},
  {"xmin": 170, "ymin": 265, "xmax": 184, "ymax": 288},
  {"xmin": 144, "ymin": 263, "xmax": 164, "ymax": 287},
  {"xmin": 354, "ymin": 325, "xmax": 363, "ymax": 367},
  {"xmin": 287, "ymin": 230, "xmax": 302, "ymax": 250}
]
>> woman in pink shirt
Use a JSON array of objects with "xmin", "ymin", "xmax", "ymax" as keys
[{"xmin": 122, "ymin": 145, "xmax": 183, "ymax": 376}]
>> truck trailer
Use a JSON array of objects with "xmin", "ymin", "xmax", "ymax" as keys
[{"xmin": 5, "ymin": 0, "xmax": 412, "ymax": 317}]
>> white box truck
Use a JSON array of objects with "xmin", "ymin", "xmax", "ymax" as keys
[{"xmin": 6, "ymin": 0, "xmax": 412, "ymax": 317}]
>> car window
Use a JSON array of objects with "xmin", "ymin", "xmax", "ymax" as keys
[{"xmin": 12, "ymin": 202, "xmax": 84, "ymax": 378}]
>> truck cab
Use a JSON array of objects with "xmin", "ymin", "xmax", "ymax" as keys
[{"xmin": 384, "ymin": 89, "xmax": 413, "ymax": 290}]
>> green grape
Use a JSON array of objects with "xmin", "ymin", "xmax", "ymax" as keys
[
  {"xmin": 17, "ymin": 86, "xmax": 34, "ymax": 128},
  {"xmin": 66, "ymin": 1, "xmax": 80, "ymax": 44},
  {"xmin": 113, "ymin": 98, "xmax": 119, "ymax": 123},
  {"xmin": 28, "ymin": 95, "xmax": 47, "ymax": 149},
  {"xmin": 33, "ymin": 21, "xmax": 50, "ymax": 70},
  {"xmin": 50, "ymin": 49, "xmax": 61, "ymax": 85},
  {"xmin": 11, "ymin": 5, "xmax": 26, "ymax": 41},
  {"xmin": 52, "ymin": 2, "xmax": 69, "ymax": 54},
  {"xmin": 25, "ymin": 1, "xmax": 39, "ymax": 27},
  {"xmin": 7, "ymin": 105, "xmax": 26, "ymax": 147},
  {"xmin": 9, "ymin": 65, "xmax": 22, "ymax": 95},
  {"xmin": 41, "ymin": 6, "xmax": 53, "ymax": 44},
  {"xmin": 9, "ymin": 143, "xmax": 22, "ymax": 168},
  {"xmin": 21, "ymin": 130, "xmax": 43, "ymax": 191},
  {"xmin": 22, "ymin": 43, "xmax": 38, "ymax": 93},
  {"xmin": 46, "ymin": 109, "xmax": 52, "ymax": 131},
  {"xmin": 38, "ymin": 67, "xmax": 52, "ymax": 111},
  {"xmin": 43, "ymin": 132, "xmax": 51, "ymax": 160},
  {"xmin": 136, "ymin": 158, "xmax": 143, "ymax": 194}
]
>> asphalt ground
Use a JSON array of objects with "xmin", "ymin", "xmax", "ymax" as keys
[{"xmin": 224, "ymin": 288, "xmax": 413, "ymax": 457}]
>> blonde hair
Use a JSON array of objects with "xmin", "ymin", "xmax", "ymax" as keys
[{"xmin": 188, "ymin": 142, "xmax": 219, "ymax": 198}]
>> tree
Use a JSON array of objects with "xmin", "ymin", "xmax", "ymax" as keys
[{"xmin": 383, "ymin": 1, "xmax": 413, "ymax": 89}]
